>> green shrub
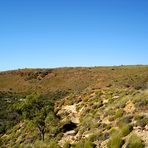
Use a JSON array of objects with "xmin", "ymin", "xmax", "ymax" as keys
[
  {"xmin": 49, "ymin": 140, "xmax": 60, "ymax": 148},
  {"xmin": 106, "ymin": 124, "xmax": 111, "ymax": 130},
  {"xmin": 91, "ymin": 123, "xmax": 99, "ymax": 128},
  {"xmin": 107, "ymin": 130, "xmax": 124, "ymax": 148},
  {"xmin": 63, "ymin": 142, "xmax": 71, "ymax": 148},
  {"xmin": 119, "ymin": 123, "xmax": 133, "ymax": 136},
  {"xmin": 88, "ymin": 132, "xmax": 103, "ymax": 141},
  {"xmin": 75, "ymin": 140, "xmax": 85, "ymax": 148},
  {"xmin": 108, "ymin": 116, "xmax": 115, "ymax": 122},
  {"xmin": 107, "ymin": 110, "xmax": 115, "ymax": 116},
  {"xmin": 109, "ymin": 128, "xmax": 117, "ymax": 135},
  {"xmin": 33, "ymin": 140, "xmax": 51, "ymax": 148},
  {"xmin": 134, "ymin": 115, "xmax": 147, "ymax": 128},
  {"xmin": 114, "ymin": 109, "xmax": 124, "ymax": 119},
  {"xmin": 116, "ymin": 99, "xmax": 126, "ymax": 108},
  {"xmin": 117, "ymin": 115, "xmax": 133, "ymax": 125},
  {"xmin": 127, "ymin": 134, "xmax": 143, "ymax": 148},
  {"xmin": 133, "ymin": 92, "xmax": 148, "ymax": 108},
  {"xmin": 75, "ymin": 139, "xmax": 95, "ymax": 148},
  {"xmin": 84, "ymin": 139, "xmax": 96, "ymax": 148}
]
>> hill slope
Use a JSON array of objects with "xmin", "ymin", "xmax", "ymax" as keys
[{"xmin": 0, "ymin": 66, "xmax": 148, "ymax": 148}]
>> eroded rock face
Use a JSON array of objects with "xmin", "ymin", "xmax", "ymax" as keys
[
  {"xmin": 134, "ymin": 126, "xmax": 148, "ymax": 145},
  {"xmin": 124, "ymin": 100, "xmax": 135, "ymax": 113},
  {"xmin": 58, "ymin": 130, "xmax": 76, "ymax": 147},
  {"xmin": 56, "ymin": 89, "xmax": 148, "ymax": 147},
  {"xmin": 57, "ymin": 104, "xmax": 80, "ymax": 124},
  {"xmin": 57, "ymin": 104, "xmax": 81, "ymax": 147}
]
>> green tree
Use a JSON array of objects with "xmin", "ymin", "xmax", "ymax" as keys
[{"xmin": 14, "ymin": 93, "xmax": 53, "ymax": 141}]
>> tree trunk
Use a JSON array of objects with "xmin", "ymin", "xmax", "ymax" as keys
[
  {"xmin": 37, "ymin": 124, "xmax": 45, "ymax": 141},
  {"xmin": 41, "ymin": 130, "xmax": 45, "ymax": 141}
]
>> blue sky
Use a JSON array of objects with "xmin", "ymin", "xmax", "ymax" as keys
[{"xmin": 0, "ymin": 0, "xmax": 148, "ymax": 70}]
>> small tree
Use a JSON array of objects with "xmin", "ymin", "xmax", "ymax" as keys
[
  {"xmin": 33, "ymin": 107, "xmax": 49, "ymax": 141},
  {"xmin": 13, "ymin": 91, "xmax": 68, "ymax": 141},
  {"xmin": 14, "ymin": 93, "xmax": 53, "ymax": 141}
]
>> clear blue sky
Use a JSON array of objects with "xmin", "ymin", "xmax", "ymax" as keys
[{"xmin": 0, "ymin": 0, "xmax": 148, "ymax": 70}]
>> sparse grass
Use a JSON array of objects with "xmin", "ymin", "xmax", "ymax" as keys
[
  {"xmin": 127, "ymin": 134, "xmax": 144, "ymax": 148},
  {"xmin": 117, "ymin": 115, "xmax": 133, "ymax": 125},
  {"xmin": 107, "ymin": 129, "xmax": 124, "ymax": 148},
  {"xmin": 134, "ymin": 115, "xmax": 148, "ymax": 128},
  {"xmin": 119, "ymin": 123, "xmax": 133, "ymax": 136},
  {"xmin": 48, "ymin": 140, "xmax": 60, "ymax": 148},
  {"xmin": 75, "ymin": 139, "xmax": 95, "ymax": 148},
  {"xmin": 114, "ymin": 109, "xmax": 124, "ymax": 119},
  {"xmin": 63, "ymin": 142, "xmax": 71, "ymax": 148},
  {"xmin": 1, "ymin": 66, "xmax": 148, "ymax": 147}
]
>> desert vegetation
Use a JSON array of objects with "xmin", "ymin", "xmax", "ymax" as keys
[{"xmin": 0, "ymin": 65, "xmax": 148, "ymax": 147}]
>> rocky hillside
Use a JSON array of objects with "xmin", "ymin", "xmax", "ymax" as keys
[{"xmin": 0, "ymin": 66, "xmax": 148, "ymax": 148}]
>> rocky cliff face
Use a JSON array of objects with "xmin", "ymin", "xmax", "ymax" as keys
[{"xmin": 53, "ymin": 88, "xmax": 148, "ymax": 147}]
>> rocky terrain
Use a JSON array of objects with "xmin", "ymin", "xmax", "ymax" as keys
[{"xmin": 0, "ymin": 65, "xmax": 148, "ymax": 148}]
